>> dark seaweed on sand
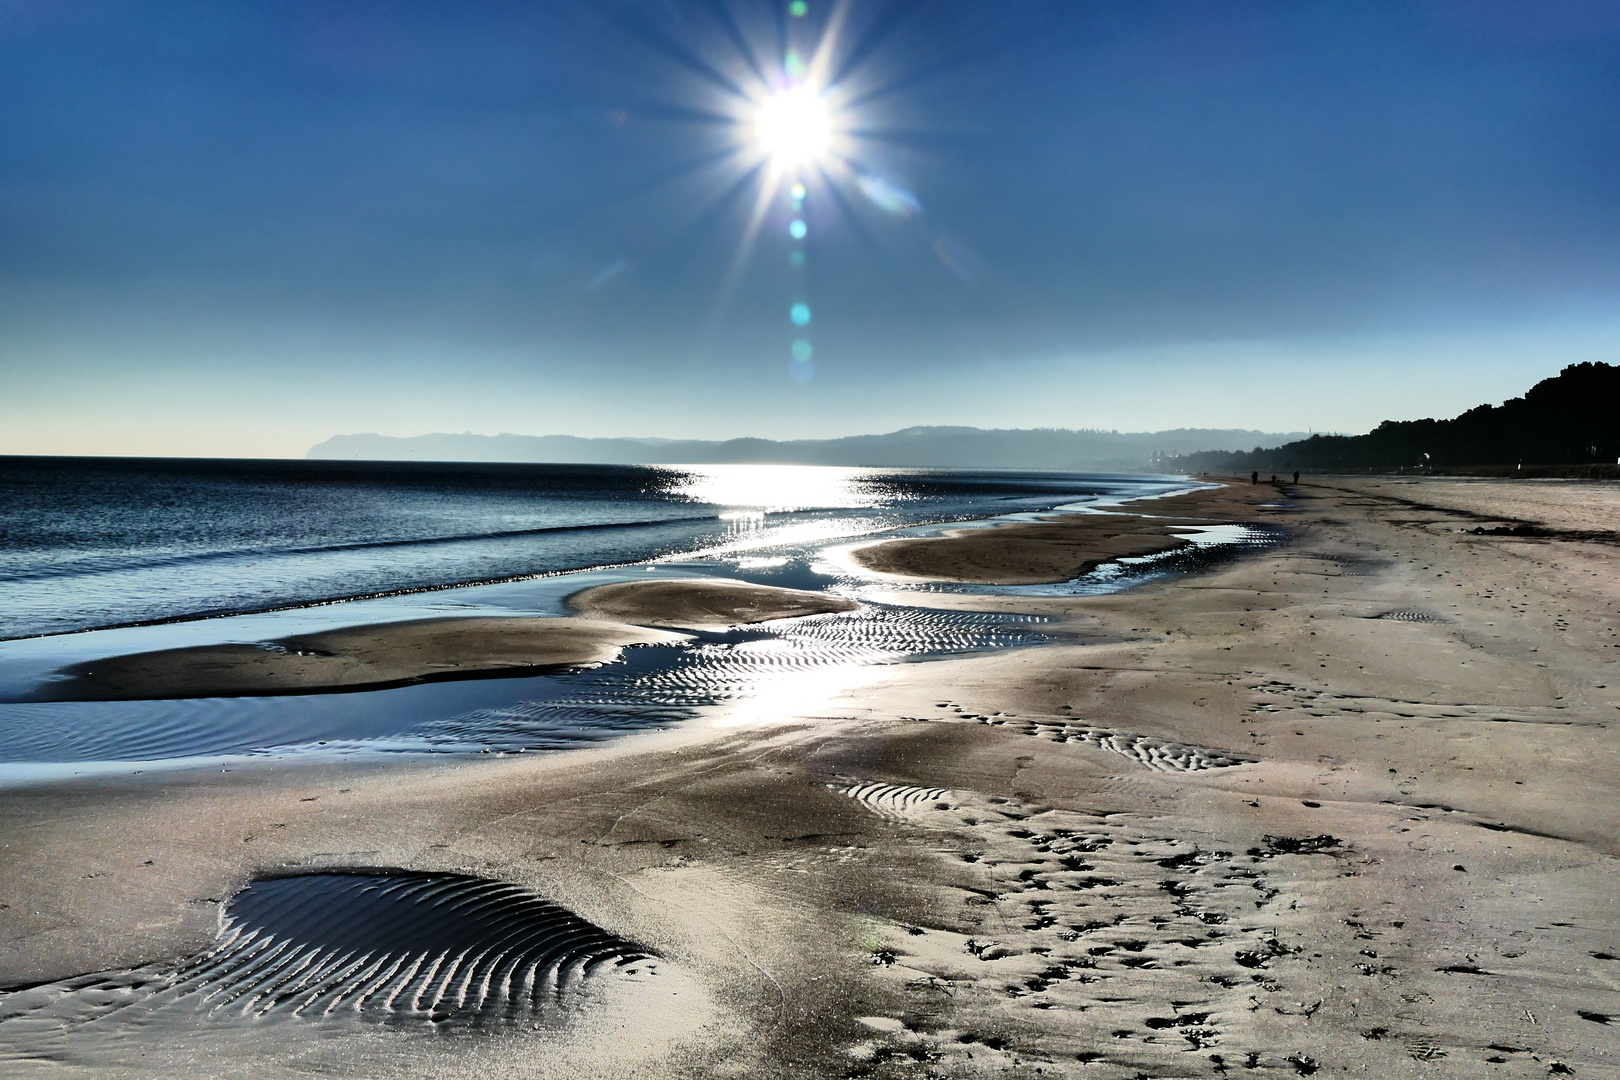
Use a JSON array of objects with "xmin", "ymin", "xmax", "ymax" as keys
[{"xmin": 1262, "ymin": 834, "xmax": 1343, "ymax": 855}]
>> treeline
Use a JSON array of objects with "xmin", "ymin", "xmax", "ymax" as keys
[{"xmin": 1173, "ymin": 362, "xmax": 1620, "ymax": 474}]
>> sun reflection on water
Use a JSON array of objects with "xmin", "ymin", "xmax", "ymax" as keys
[
  {"xmin": 642, "ymin": 464, "xmax": 907, "ymax": 561},
  {"xmin": 658, "ymin": 463, "xmax": 888, "ymax": 513}
]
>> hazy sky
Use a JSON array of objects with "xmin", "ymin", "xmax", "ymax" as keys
[{"xmin": 3, "ymin": 0, "xmax": 1619, "ymax": 457}]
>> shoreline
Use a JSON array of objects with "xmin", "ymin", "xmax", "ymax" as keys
[
  {"xmin": 32, "ymin": 581, "xmax": 856, "ymax": 702},
  {"xmin": 6, "ymin": 489, "xmax": 1212, "ymax": 707},
  {"xmin": 3, "ymin": 477, "xmax": 1618, "ymax": 1077},
  {"xmin": 847, "ymin": 484, "xmax": 1252, "ymax": 584},
  {"xmin": 2, "ymin": 470, "xmax": 1195, "ymax": 644}
]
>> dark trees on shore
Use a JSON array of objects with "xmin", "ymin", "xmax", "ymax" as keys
[{"xmin": 1173, "ymin": 362, "xmax": 1620, "ymax": 474}]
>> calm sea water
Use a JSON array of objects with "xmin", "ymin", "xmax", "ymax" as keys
[
  {"xmin": 0, "ymin": 458, "xmax": 1219, "ymax": 775},
  {"xmin": 0, "ymin": 457, "xmax": 1186, "ymax": 640}
]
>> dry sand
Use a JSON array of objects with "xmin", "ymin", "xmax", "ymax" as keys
[
  {"xmin": 1331, "ymin": 476, "xmax": 1620, "ymax": 536},
  {"xmin": 3, "ymin": 477, "xmax": 1618, "ymax": 1078}
]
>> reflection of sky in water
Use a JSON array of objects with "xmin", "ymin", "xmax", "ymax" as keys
[
  {"xmin": 0, "ymin": 468, "xmax": 1194, "ymax": 684},
  {"xmin": 0, "ymin": 598, "xmax": 1056, "ymax": 782},
  {"xmin": 0, "ymin": 468, "xmax": 1261, "ymax": 781},
  {"xmin": 4, "ymin": 462, "xmax": 1189, "ymax": 639},
  {"xmin": 819, "ymin": 522, "xmax": 1280, "ymax": 602}
]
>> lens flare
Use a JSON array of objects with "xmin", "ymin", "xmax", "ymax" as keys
[
  {"xmin": 856, "ymin": 173, "xmax": 922, "ymax": 217},
  {"xmin": 790, "ymin": 302, "xmax": 811, "ymax": 326},
  {"xmin": 753, "ymin": 84, "xmax": 832, "ymax": 168}
]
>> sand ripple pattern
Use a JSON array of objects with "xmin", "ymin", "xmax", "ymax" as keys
[
  {"xmin": 1373, "ymin": 609, "xmax": 1444, "ymax": 623},
  {"xmin": 608, "ymin": 606, "xmax": 1050, "ymax": 705},
  {"xmin": 0, "ymin": 604, "xmax": 1051, "ymax": 765},
  {"xmin": 983, "ymin": 716, "xmax": 1255, "ymax": 771},
  {"xmin": 839, "ymin": 781, "xmax": 956, "ymax": 822},
  {"xmin": 0, "ymin": 872, "xmax": 655, "ymax": 1035},
  {"xmin": 405, "ymin": 606, "xmax": 1050, "ymax": 752}
]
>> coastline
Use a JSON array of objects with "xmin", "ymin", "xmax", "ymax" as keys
[
  {"xmin": 1, "ymin": 463, "xmax": 1191, "ymax": 643},
  {"xmin": 2, "ymin": 477, "xmax": 1618, "ymax": 1077}
]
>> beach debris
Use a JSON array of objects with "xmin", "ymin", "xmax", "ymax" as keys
[
  {"xmin": 1262, "ymin": 834, "xmax": 1342, "ymax": 855},
  {"xmin": 1285, "ymin": 1052, "xmax": 1320, "ymax": 1074}
]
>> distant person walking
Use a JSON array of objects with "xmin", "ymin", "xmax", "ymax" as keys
[
  {"xmin": 1250, "ymin": 471, "xmax": 1258, "ymax": 484},
  {"xmin": 1292, "ymin": 471, "xmax": 1299, "ymax": 484}
]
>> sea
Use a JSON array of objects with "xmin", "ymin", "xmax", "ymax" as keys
[{"xmin": 0, "ymin": 457, "xmax": 1256, "ymax": 780}]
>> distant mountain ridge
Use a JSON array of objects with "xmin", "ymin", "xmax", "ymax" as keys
[
  {"xmin": 1172, "ymin": 362, "xmax": 1620, "ymax": 474},
  {"xmin": 307, "ymin": 426, "xmax": 1311, "ymax": 471}
]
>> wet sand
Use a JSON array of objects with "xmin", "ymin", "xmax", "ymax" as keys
[
  {"xmin": 35, "ymin": 617, "xmax": 682, "ymax": 701},
  {"xmin": 848, "ymin": 485, "xmax": 1241, "ymax": 584},
  {"xmin": 567, "ymin": 577, "xmax": 857, "ymax": 628},
  {"xmin": 37, "ymin": 581, "xmax": 854, "ymax": 701},
  {"xmin": 3, "ymin": 478, "xmax": 1618, "ymax": 1078}
]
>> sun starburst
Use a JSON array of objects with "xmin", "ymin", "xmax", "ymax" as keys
[{"xmin": 752, "ymin": 84, "xmax": 835, "ymax": 169}]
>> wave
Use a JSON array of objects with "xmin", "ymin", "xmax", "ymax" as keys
[{"xmin": 0, "ymin": 513, "xmax": 727, "ymax": 585}]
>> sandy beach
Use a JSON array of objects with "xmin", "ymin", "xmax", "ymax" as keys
[{"xmin": 3, "ymin": 477, "xmax": 1618, "ymax": 1078}]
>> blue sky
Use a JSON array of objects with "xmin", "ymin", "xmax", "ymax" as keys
[{"xmin": 3, "ymin": 0, "xmax": 1619, "ymax": 456}]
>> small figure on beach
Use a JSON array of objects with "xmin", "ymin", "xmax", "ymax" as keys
[
  {"xmin": 1293, "ymin": 471, "xmax": 1299, "ymax": 484},
  {"xmin": 1251, "ymin": 471, "xmax": 1258, "ymax": 484},
  {"xmin": 1269, "ymin": 474, "xmax": 1278, "ymax": 484}
]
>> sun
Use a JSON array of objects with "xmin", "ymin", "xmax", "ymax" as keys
[{"xmin": 752, "ymin": 84, "xmax": 834, "ymax": 169}]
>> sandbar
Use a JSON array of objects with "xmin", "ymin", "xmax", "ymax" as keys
[
  {"xmin": 36, "ymin": 579, "xmax": 863, "ymax": 702},
  {"xmin": 36, "ymin": 616, "xmax": 685, "ymax": 701},
  {"xmin": 849, "ymin": 483, "xmax": 1255, "ymax": 583},
  {"xmin": 567, "ymin": 576, "xmax": 856, "ymax": 629}
]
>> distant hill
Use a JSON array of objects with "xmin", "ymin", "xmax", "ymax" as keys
[
  {"xmin": 1172, "ymin": 362, "xmax": 1620, "ymax": 475},
  {"xmin": 307, "ymin": 426, "xmax": 1310, "ymax": 471}
]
